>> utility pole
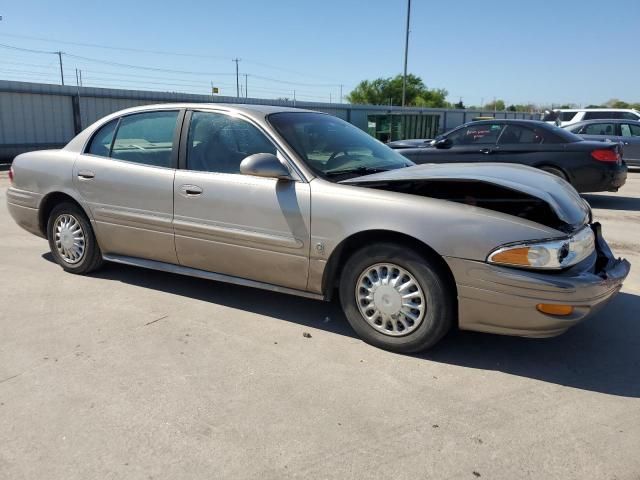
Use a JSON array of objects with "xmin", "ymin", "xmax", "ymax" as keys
[
  {"xmin": 493, "ymin": 96, "xmax": 496, "ymax": 114},
  {"xmin": 79, "ymin": 69, "xmax": 83, "ymax": 86},
  {"xmin": 244, "ymin": 74, "xmax": 248, "ymax": 98},
  {"xmin": 339, "ymin": 84, "xmax": 343, "ymax": 104},
  {"xmin": 401, "ymin": 0, "xmax": 411, "ymax": 107},
  {"xmin": 329, "ymin": 92, "xmax": 332, "ymax": 104},
  {"xmin": 293, "ymin": 90, "xmax": 296, "ymax": 107},
  {"xmin": 57, "ymin": 51, "xmax": 64, "ymax": 85},
  {"xmin": 232, "ymin": 58, "xmax": 240, "ymax": 97}
]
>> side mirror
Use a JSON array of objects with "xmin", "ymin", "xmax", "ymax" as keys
[
  {"xmin": 240, "ymin": 153, "xmax": 292, "ymax": 180},
  {"xmin": 434, "ymin": 137, "xmax": 453, "ymax": 149}
]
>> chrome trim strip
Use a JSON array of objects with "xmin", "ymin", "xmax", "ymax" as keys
[
  {"xmin": 93, "ymin": 207, "xmax": 173, "ymax": 231},
  {"xmin": 173, "ymin": 218, "xmax": 304, "ymax": 249},
  {"xmin": 103, "ymin": 254, "xmax": 326, "ymax": 301}
]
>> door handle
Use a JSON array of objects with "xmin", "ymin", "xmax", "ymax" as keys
[
  {"xmin": 77, "ymin": 170, "xmax": 95, "ymax": 179},
  {"xmin": 479, "ymin": 148, "xmax": 493, "ymax": 154},
  {"xmin": 181, "ymin": 184, "xmax": 203, "ymax": 196}
]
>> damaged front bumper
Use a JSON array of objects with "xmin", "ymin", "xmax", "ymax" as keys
[{"xmin": 446, "ymin": 223, "xmax": 631, "ymax": 337}]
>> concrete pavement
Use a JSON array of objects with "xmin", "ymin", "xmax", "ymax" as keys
[{"xmin": 1, "ymin": 173, "xmax": 639, "ymax": 479}]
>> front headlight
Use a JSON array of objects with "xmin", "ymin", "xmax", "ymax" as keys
[{"xmin": 487, "ymin": 226, "xmax": 595, "ymax": 270}]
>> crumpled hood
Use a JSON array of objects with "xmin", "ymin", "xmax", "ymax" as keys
[{"xmin": 341, "ymin": 163, "xmax": 590, "ymax": 228}]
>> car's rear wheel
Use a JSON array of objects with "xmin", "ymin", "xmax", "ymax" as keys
[
  {"xmin": 47, "ymin": 202, "xmax": 103, "ymax": 274},
  {"xmin": 339, "ymin": 243, "xmax": 455, "ymax": 353},
  {"xmin": 539, "ymin": 166, "xmax": 568, "ymax": 181}
]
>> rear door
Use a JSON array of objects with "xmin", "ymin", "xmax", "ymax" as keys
[
  {"xmin": 620, "ymin": 123, "xmax": 640, "ymax": 164},
  {"xmin": 494, "ymin": 124, "xmax": 566, "ymax": 167},
  {"xmin": 414, "ymin": 123, "xmax": 504, "ymax": 163},
  {"xmin": 73, "ymin": 109, "xmax": 182, "ymax": 264}
]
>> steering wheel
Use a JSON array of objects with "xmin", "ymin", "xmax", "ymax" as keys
[{"xmin": 326, "ymin": 150, "xmax": 351, "ymax": 170}]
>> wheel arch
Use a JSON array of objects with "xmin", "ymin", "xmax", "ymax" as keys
[
  {"xmin": 38, "ymin": 191, "xmax": 92, "ymax": 238},
  {"xmin": 322, "ymin": 229, "xmax": 457, "ymax": 301},
  {"xmin": 534, "ymin": 163, "xmax": 571, "ymax": 182}
]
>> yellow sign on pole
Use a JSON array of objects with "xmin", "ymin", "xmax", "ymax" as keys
[{"xmin": 212, "ymin": 87, "xmax": 219, "ymax": 94}]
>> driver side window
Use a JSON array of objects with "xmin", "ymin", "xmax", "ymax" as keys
[
  {"xmin": 447, "ymin": 123, "xmax": 504, "ymax": 145},
  {"xmin": 186, "ymin": 111, "xmax": 277, "ymax": 173}
]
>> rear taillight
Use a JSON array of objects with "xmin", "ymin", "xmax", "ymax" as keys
[
  {"xmin": 590, "ymin": 149, "xmax": 620, "ymax": 163},
  {"xmin": 8, "ymin": 166, "xmax": 14, "ymax": 183}
]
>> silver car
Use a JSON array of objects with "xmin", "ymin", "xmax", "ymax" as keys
[
  {"xmin": 6, "ymin": 104, "xmax": 630, "ymax": 352},
  {"xmin": 565, "ymin": 119, "xmax": 640, "ymax": 167}
]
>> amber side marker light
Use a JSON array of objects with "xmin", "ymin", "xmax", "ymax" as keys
[
  {"xmin": 490, "ymin": 247, "xmax": 531, "ymax": 266},
  {"xmin": 536, "ymin": 304, "xmax": 574, "ymax": 316}
]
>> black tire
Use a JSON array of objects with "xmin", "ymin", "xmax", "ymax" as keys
[
  {"xmin": 339, "ymin": 243, "xmax": 455, "ymax": 353},
  {"xmin": 539, "ymin": 166, "xmax": 568, "ymax": 182},
  {"xmin": 47, "ymin": 202, "xmax": 104, "ymax": 274}
]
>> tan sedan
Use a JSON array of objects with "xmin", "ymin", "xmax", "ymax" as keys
[{"xmin": 6, "ymin": 104, "xmax": 630, "ymax": 352}]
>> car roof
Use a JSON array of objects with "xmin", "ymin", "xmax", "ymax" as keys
[
  {"xmin": 552, "ymin": 108, "xmax": 639, "ymax": 113},
  {"xmin": 566, "ymin": 119, "xmax": 640, "ymax": 127},
  {"xmin": 462, "ymin": 119, "xmax": 549, "ymax": 127},
  {"xmin": 106, "ymin": 102, "xmax": 324, "ymax": 121}
]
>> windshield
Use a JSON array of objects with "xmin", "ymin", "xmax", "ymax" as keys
[{"xmin": 268, "ymin": 112, "xmax": 413, "ymax": 181}]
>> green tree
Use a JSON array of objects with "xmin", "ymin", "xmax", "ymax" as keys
[
  {"xmin": 605, "ymin": 98, "xmax": 630, "ymax": 108},
  {"xmin": 454, "ymin": 99, "xmax": 465, "ymax": 109},
  {"xmin": 347, "ymin": 74, "xmax": 448, "ymax": 107},
  {"xmin": 484, "ymin": 99, "xmax": 506, "ymax": 111}
]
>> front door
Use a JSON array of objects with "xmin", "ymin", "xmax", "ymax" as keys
[
  {"xmin": 173, "ymin": 110, "xmax": 311, "ymax": 290},
  {"xmin": 620, "ymin": 123, "xmax": 640, "ymax": 164},
  {"xmin": 416, "ymin": 123, "xmax": 504, "ymax": 164},
  {"xmin": 73, "ymin": 109, "xmax": 181, "ymax": 264}
]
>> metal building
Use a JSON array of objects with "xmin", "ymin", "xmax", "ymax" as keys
[{"xmin": 0, "ymin": 80, "xmax": 539, "ymax": 163}]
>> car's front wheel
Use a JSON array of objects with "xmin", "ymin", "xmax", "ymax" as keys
[
  {"xmin": 339, "ymin": 243, "xmax": 455, "ymax": 353},
  {"xmin": 47, "ymin": 202, "xmax": 103, "ymax": 274}
]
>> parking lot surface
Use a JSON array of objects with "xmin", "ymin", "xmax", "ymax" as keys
[{"xmin": 1, "ymin": 171, "xmax": 639, "ymax": 480}]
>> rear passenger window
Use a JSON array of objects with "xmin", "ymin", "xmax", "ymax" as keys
[
  {"xmin": 583, "ymin": 112, "xmax": 612, "ymax": 120},
  {"xmin": 497, "ymin": 125, "xmax": 545, "ymax": 144},
  {"xmin": 581, "ymin": 123, "xmax": 616, "ymax": 136},
  {"xmin": 87, "ymin": 119, "xmax": 118, "ymax": 157},
  {"xmin": 110, "ymin": 111, "xmax": 179, "ymax": 167},
  {"xmin": 621, "ymin": 112, "xmax": 640, "ymax": 120},
  {"xmin": 622, "ymin": 124, "xmax": 640, "ymax": 136}
]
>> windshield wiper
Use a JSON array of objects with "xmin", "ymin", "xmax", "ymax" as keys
[{"xmin": 325, "ymin": 166, "xmax": 391, "ymax": 177}]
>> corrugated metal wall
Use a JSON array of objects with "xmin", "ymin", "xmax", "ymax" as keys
[
  {"xmin": 0, "ymin": 91, "xmax": 75, "ymax": 146},
  {"xmin": 0, "ymin": 79, "xmax": 540, "ymax": 162}
]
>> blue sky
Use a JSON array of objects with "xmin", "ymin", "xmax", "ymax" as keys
[{"xmin": 0, "ymin": 0, "xmax": 638, "ymax": 106}]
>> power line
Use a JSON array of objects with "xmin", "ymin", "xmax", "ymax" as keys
[
  {"xmin": 0, "ymin": 32, "xmax": 347, "ymax": 83},
  {"xmin": 0, "ymin": 41, "xmax": 348, "ymax": 100}
]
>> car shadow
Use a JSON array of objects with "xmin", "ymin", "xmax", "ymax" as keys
[
  {"xmin": 422, "ymin": 292, "xmax": 640, "ymax": 398},
  {"xmin": 583, "ymin": 193, "xmax": 640, "ymax": 211},
  {"xmin": 42, "ymin": 253, "xmax": 640, "ymax": 398}
]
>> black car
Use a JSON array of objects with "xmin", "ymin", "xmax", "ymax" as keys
[{"xmin": 398, "ymin": 120, "xmax": 627, "ymax": 193}]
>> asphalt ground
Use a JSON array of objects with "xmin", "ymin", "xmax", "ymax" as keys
[{"xmin": 1, "ymin": 170, "xmax": 639, "ymax": 479}]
